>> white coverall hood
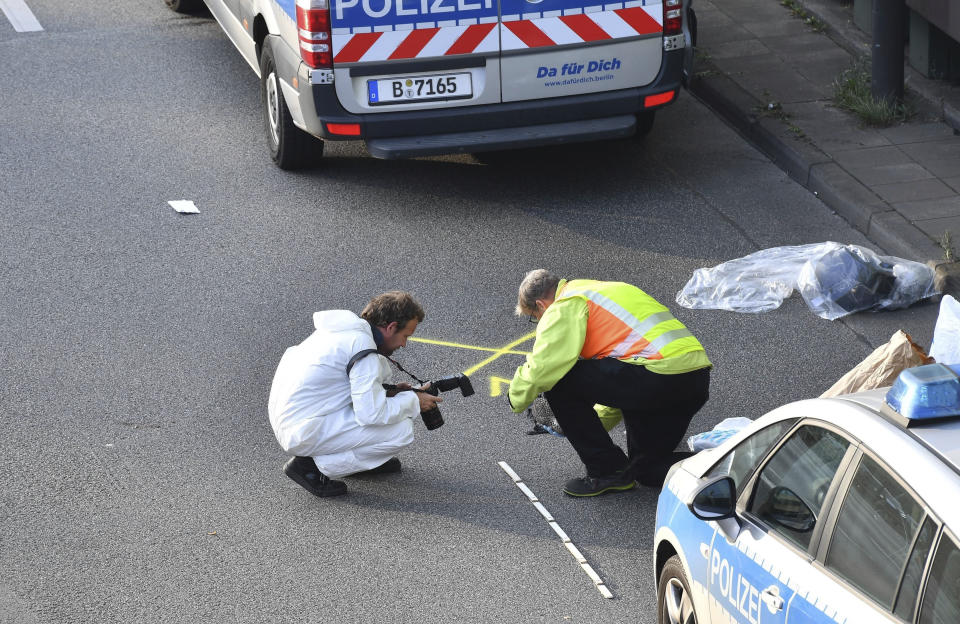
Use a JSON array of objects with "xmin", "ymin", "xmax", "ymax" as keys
[
  {"xmin": 268, "ymin": 310, "xmax": 418, "ymax": 478},
  {"xmin": 312, "ymin": 309, "xmax": 368, "ymax": 334}
]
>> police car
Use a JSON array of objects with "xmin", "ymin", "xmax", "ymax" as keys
[
  {"xmin": 164, "ymin": 0, "xmax": 694, "ymax": 168},
  {"xmin": 654, "ymin": 363, "xmax": 960, "ymax": 624}
]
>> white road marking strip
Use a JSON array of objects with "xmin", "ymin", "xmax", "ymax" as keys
[
  {"xmin": 498, "ymin": 461, "xmax": 615, "ymax": 599},
  {"xmin": 548, "ymin": 521, "xmax": 571, "ymax": 543},
  {"xmin": 497, "ymin": 460, "xmax": 522, "ymax": 482},
  {"xmin": 516, "ymin": 482, "xmax": 538, "ymax": 502},
  {"xmin": 581, "ymin": 562, "xmax": 604, "ymax": 585},
  {"xmin": 0, "ymin": 0, "xmax": 42, "ymax": 32},
  {"xmin": 532, "ymin": 501, "xmax": 554, "ymax": 522},
  {"xmin": 565, "ymin": 542, "xmax": 587, "ymax": 563}
]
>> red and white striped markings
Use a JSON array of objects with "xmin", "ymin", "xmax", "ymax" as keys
[
  {"xmin": 333, "ymin": 21, "xmax": 499, "ymax": 63},
  {"xmin": 331, "ymin": 2, "xmax": 661, "ymax": 64},
  {"xmin": 501, "ymin": 4, "xmax": 661, "ymax": 51}
]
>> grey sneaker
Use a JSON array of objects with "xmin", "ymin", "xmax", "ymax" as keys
[{"xmin": 562, "ymin": 473, "xmax": 637, "ymax": 497}]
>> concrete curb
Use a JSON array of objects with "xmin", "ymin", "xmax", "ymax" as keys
[{"xmin": 688, "ymin": 71, "xmax": 943, "ymax": 262}]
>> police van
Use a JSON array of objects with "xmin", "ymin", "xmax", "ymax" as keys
[
  {"xmin": 654, "ymin": 363, "xmax": 960, "ymax": 624},
  {"xmin": 164, "ymin": 0, "xmax": 695, "ymax": 168}
]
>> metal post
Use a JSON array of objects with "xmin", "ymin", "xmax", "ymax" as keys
[{"xmin": 871, "ymin": 0, "xmax": 905, "ymax": 103}]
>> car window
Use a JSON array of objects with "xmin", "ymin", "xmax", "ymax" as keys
[
  {"xmin": 919, "ymin": 532, "xmax": 960, "ymax": 624},
  {"xmin": 894, "ymin": 518, "xmax": 936, "ymax": 621},
  {"xmin": 706, "ymin": 419, "xmax": 796, "ymax": 495},
  {"xmin": 747, "ymin": 425, "xmax": 850, "ymax": 550},
  {"xmin": 824, "ymin": 454, "xmax": 927, "ymax": 610}
]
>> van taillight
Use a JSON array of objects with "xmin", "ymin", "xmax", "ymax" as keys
[
  {"xmin": 663, "ymin": 0, "xmax": 682, "ymax": 35},
  {"xmin": 296, "ymin": 0, "xmax": 332, "ymax": 69}
]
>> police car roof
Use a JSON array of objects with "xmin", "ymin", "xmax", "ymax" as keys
[{"xmin": 836, "ymin": 387, "xmax": 960, "ymax": 476}]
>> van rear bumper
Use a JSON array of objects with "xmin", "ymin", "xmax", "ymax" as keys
[
  {"xmin": 366, "ymin": 114, "xmax": 637, "ymax": 159},
  {"xmin": 295, "ymin": 49, "xmax": 685, "ymax": 149}
]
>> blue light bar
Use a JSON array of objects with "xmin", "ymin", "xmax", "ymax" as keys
[{"xmin": 885, "ymin": 363, "xmax": 960, "ymax": 421}]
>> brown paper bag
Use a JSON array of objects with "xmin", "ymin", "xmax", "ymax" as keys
[{"xmin": 820, "ymin": 330, "xmax": 933, "ymax": 398}]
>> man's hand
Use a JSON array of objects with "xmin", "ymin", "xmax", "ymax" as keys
[{"xmin": 417, "ymin": 384, "xmax": 442, "ymax": 413}]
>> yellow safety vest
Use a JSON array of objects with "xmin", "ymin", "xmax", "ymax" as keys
[{"xmin": 556, "ymin": 279, "xmax": 708, "ymax": 368}]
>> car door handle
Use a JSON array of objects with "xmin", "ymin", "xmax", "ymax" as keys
[{"xmin": 760, "ymin": 586, "xmax": 784, "ymax": 614}]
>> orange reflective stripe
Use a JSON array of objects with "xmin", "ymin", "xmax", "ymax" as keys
[
  {"xmin": 559, "ymin": 281, "xmax": 693, "ymax": 362},
  {"xmin": 580, "ymin": 300, "xmax": 632, "ymax": 358}
]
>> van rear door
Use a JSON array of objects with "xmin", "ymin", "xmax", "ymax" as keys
[
  {"xmin": 330, "ymin": 0, "xmax": 502, "ymax": 114},
  {"xmin": 498, "ymin": 0, "xmax": 664, "ymax": 102}
]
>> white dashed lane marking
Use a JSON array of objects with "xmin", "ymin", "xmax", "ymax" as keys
[{"xmin": 497, "ymin": 461, "xmax": 615, "ymax": 599}]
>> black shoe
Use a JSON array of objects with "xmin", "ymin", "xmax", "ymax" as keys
[
  {"xmin": 351, "ymin": 457, "xmax": 402, "ymax": 476},
  {"xmin": 283, "ymin": 456, "xmax": 347, "ymax": 497},
  {"xmin": 562, "ymin": 473, "xmax": 637, "ymax": 497}
]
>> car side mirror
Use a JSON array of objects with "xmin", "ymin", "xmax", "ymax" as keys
[
  {"xmin": 689, "ymin": 476, "xmax": 736, "ymax": 521},
  {"xmin": 764, "ymin": 486, "xmax": 816, "ymax": 533}
]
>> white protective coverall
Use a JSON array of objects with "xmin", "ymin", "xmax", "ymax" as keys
[{"xmin": 268, "ymin": 310, "xmax": 418, "ymax": 478}]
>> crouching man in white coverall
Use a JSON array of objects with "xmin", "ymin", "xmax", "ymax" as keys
[{"xmin": 268, "ymin": 291, "xmax": 441, "ymax": 497}]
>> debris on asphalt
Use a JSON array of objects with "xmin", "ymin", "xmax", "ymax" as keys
[
  {"xmin": 821, "ymin": 330, "xmax": 933, "ymax": 398},
  {"xmin": 168, "ymin": 200, "xmax": 200, "ymax": 214},
  {"xmin": 527, "ymin": 396, "xmax": 563, "ymax": 436},
  {"xmin": 676, "ymin": 242, "xmax": 938, "ymax": 320}
]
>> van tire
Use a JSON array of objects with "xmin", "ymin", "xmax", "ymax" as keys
[
  {"xmin": 635, "ymin": 111, "xmax": 656, "ymax": 139},
  {"xmin": 164, "ymin": 0, "xmax": 206, "ymax": 14},
  {"xmin": 260, "ymin": 43, "xmax": 321, "ymax": 170},
  {"xmin": 657, "ymin": 555, "xmax": 699, "ymax": 624}
]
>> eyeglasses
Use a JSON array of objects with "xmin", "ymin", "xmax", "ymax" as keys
[{"xmin": 527, "ymin": 314, "xmax": 538, "ymax": 324}]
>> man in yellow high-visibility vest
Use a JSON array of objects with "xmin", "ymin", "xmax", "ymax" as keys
[{"xmin": 509, "ymin": 270, "xmax": 712, "ymax": 497}]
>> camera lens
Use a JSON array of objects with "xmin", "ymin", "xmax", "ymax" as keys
[{"xmin": 421, "ymin": 406, "xmax": 444, "ymax": 430}]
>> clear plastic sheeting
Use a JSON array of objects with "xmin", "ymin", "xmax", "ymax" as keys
[
  {"xmin": 687, "ymin": 417, "xmax": 753, "ymax": 452},
  {"xmin": 930, "ymin": 295, "xmax": 960, "ymax": 365},
  {"xmin": 677, "ymin": 242, "xmax": 939, "ymax": 320}
]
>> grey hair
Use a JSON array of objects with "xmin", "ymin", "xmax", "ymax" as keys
[{"xmin": 515, "ymin": 269, "xmax": 560, "ymax": 316}]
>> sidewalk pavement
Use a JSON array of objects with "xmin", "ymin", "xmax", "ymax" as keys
[{"xmin": 687, "ymin": 0, "xmax": 960, "ymax": 264}]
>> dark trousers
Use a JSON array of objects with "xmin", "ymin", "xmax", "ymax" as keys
[{"xmin": 544, "ymin": 359, "xmax": 710, "ymax": 479}]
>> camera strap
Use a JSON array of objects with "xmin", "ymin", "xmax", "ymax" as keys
[
  {"xmin": 384, "ymin": 356, "xmax": 427, "ymax": 386},
  {"xmin": 345, "ymin": 349, "xmax": 379, "ymax": 376},
  {"xmin": 345, "ymin": 348, "xmax": 428, "ymax": 387}
]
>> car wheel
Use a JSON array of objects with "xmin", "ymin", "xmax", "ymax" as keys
[
  {"xmin": 635, "ymin": 111, "xmax": 656, "ymax": 139},
  {"xmin": 658, "ymin": 555, "xmax": 699, "ymax": 624},
  {"xmin": 260, "ymin": 43, "xmax": 321, "ymax": 170},
  {"xmin": 164, "ymin": 0, "xmax": 206, "ymax": 14}
]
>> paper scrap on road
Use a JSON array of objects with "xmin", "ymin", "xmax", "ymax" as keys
[{"xmin": 168, "ymin": 200, "xmax": 200, "ymax": 214}]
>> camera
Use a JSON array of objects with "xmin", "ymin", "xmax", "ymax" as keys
[{"xmin": 419, "ymin": 374, "xmax": 475, "ymax": 430}]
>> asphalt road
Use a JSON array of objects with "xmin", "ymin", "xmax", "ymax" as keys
[{"xmin": 0, "ymin": 2, "xmax": 942, "ymax": 622}]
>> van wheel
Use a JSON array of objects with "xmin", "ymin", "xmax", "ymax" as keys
[
  {"xmin": 635, "ymin": 111, "xmax": 656, "ymax": 139},
  {"xmin": 658, "ymin": 555, "xmax": 698, "ymax": 624},
  {"xmin": 164, "ymin": 0, "xmax": 206, "ymax": 14},
  {"xmin": 260, "ymin": 43, "xmax": 321, "ymax": 170}
]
